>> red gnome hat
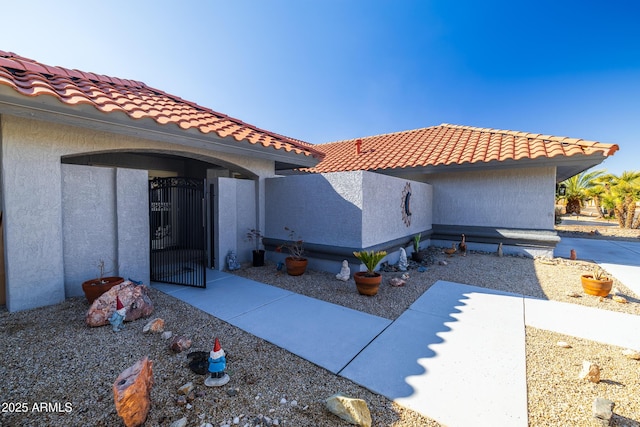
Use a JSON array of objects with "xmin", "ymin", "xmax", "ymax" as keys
[
  {"xmin": 116, "ymin": 296, "xmax": 124, "ymax": 310},
  {"xmin": 213, "ymin": 337, "xmax": 221, "ymax": 352}
]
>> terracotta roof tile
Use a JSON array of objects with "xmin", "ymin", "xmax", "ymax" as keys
[
  {"xmin": 0, "ymin": 50, "xmax": 323, "ymax": 160},
  {"xmin": 306, "ymin": 123, "xmax": 619, "ymax": 173}
]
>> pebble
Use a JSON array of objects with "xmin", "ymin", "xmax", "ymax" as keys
[
  {"xmin": 556, "ymin": 341, "xmax": 572, "ymax": 348},
  {"xmin": 280, "ymin": 397, "xmax": 287, "ymax": 404},
  {"xmin": 592, "ymin": 397, "xmax": 614, "ymax": 424},
  {"xmin": 178, "ymin": 381, "xmax": 194, "ymax": 395},
  {"xmin": 622, "ymin": 349, "xmax": 640, "ymax": 360},
  {"xmin": 170, "ymin": 417, "xmax": 187, "ymax": 427},
  {"xmin": 579, "ymin": 360, "xmax": 601, "ymax": 383},
  {"xmin": 612, "ymin": 295, "xmax": 628, "ymax": 303},
  {"xmin": 162, "ymin": 331, "xmax": 173, "ymax": 339},
  {"xmin": 565, "ymin": 291, "xmax": 581, "ymax": 298}
]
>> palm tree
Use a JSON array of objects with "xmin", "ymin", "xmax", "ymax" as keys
[
  {"xmin": 608, "ymin": 171, "xmax": 640, "ymax": 228},
  {"xmin": 560, "ymin": 170, "xmax": 606, "ymax": 215}
]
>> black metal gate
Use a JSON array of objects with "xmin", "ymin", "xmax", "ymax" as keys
[{"xmin": 149, "ymin": 177, "xmax": 206, "ymax": 287}]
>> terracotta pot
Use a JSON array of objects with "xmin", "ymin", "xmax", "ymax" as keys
[
  {"xmin": 82, "ymin": 276, "xmax": 125, "ymax": 303},
  {"xmin": 252, "ymin": 250, "xmax": 265, "ymax": 267},
  {"xmin": 580, "ymin": 274, "xmax": 613, "ymax": 297},
  {"xmin": 285, "ymin": 257, "xmax": 308, "ymax": 276},
  {"xmin": 354, "ymin": 272, "xmax": 382, "ymax": 296}
]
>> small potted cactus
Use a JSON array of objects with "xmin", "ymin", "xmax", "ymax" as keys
[
  {"xmin": 352, "ymin": 250, "xmax": 387, "ymax": 296},
  {"xmin": 580, "ymin": 267, "xmax": 613, "ymax": 297}
]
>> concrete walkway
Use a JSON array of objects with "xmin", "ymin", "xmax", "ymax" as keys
[{"xmin": 153, "ymin": 250, "xmax": 640, "ymax": 427}]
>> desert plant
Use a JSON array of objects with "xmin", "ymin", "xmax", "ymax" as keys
[
  {"xmin": 353, "ymin": 250, "xmax": 387, "ymax": 276},
  {"xmin": 592, "ymin": 267, "xmax": 607, "ymax": 281},
  {"xmin": 246, "ymin": 228, "xmax": 264, "ymax": 251},
  {"xmin": 276, "ymin": 227, "xmax": 305, "ymax": 260},
  {"xmin": 413, "ymin": 233, "xmax": 421, "ymax": 252}
]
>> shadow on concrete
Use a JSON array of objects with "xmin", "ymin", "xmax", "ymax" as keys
[{"xmin": 340, "ymin": 280, "xmax": 528, "ymax": 426}]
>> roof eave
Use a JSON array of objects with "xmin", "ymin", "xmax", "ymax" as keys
[
  {"xmin": 374, "ymin": 154, "xmax": 612, "ymax": 182},
  {"xmin": 0, "ymin": 89, "xmax": 321, "ymax": 168}
]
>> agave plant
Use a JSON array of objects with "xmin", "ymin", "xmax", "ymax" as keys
[{"xmin": 353, "ymin": 250, "xmax": 387, "ymax": 276}]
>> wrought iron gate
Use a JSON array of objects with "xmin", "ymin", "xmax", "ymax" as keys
[{"xmin": 149, "ymin": 177, "xmax": 206, "ymax": 287}]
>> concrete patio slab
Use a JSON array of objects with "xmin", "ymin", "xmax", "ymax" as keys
[
  {"xmin": 525, "ymin": 297, "xmax": 640, "ymax": 349},
  {"xmin": 340, "ymin": 281, "xmax": 528, "ymax": 427}
]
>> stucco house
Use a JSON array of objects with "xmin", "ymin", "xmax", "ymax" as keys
[{"xmin": 0, "ymin": 50, "xmax": 618, "ymax": 312}]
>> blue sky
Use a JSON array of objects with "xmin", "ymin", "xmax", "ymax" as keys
[{"xmin": 2, "ymin": 0, "xmax": 638, "ymax": 175}]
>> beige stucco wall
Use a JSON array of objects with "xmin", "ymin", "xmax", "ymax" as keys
[
  {"xmin": 427, "ymin": 166, "xmax": 557, "ymax": 230},
  {"xmin": 0, "ymin": 115, "xmax": 276, "ymax": 311}
]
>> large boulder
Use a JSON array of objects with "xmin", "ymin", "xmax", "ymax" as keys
[
  {"xmin": 325, "ymin": 393, "xmax": 372, "ymax": 427},
  {"xmin": 86, "ymin": 281, "xmax": 154, "ymax": 327},
  {"xmin": 113, "ymin": 356, "xmax": 154, "ymax": 427}
]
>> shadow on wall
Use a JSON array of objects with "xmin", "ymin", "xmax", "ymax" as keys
[{"xmin": 265, "ymin": 173, "xmax": 365, "ymax": 250}]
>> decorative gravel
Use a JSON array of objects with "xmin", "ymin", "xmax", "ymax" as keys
[{"xmin": 1, "ymin": 223, "xmax": 638, "ymax": 426}]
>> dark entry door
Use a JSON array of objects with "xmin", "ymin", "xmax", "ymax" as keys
[{"xmin": 149, "ymin": 177, "xmax": 206, "ymax": 287}]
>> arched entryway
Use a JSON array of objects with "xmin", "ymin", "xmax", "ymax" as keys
[{"xmin": 61, "ymin": 149, "xmax": 262, "ymax": 289}]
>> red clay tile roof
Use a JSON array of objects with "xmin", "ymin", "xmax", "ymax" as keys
[
  {"xmin": 306, "ymin": 124, "xmax": 619, "ymax": 173},
  {"xmin": 0, "ymin": 50, "xmax": 323, "ymax": 160}
]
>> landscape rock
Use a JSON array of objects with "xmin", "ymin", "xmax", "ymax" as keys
[
  {"xmin": 113, "ymin": 356, "xmax": 154, "ymax": 427},
  {"xmin": 170, "ymin": 336, "xmax": 192, "ymax": 353},
  {"xmin": 592, "ymin": 397, "xmax": 614, "ymax": 425},
  {"xmin": 579, "ymin": 360, "xmax": 601, "ymax": 383},
  {"xmin": 170, "ymin": 417, "xmax": 187, "ymax": 427},
  {"xmin": 143, "ymin": 318, "xmax": 165, "ymax": 333},
  {"xmin": 86, "ymin": 282, "xmax": 154, "ymax": 327},
  {"xmin": 389, "ymin": 277, "xmax": 406, "ymax": 287},
  {"xmin": 325, "ymin": 393, "xmax": 372, "ymax": 427},
  {"xmin": 622, "ymin": 348, "xmax": 640, "ymax": 360},
  {"xmin": 398, "ymin": 248, "xmax": 408, "ymax": 271},
  {"xmin": 178, "ymin": 381, "xmax": 194, "ymax": 395}
]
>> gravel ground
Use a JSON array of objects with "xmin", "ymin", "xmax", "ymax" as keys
[{"xmin": 1, "ymin": 219, "xmax": 638, "ymax": 426}]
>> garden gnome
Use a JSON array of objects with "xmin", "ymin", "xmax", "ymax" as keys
[
  {"xmin": 226, "ymin": 250, "xmax": 241, "ymax": 271},
  {"xmin": 336, "ymin": 260, "xmax": 350, "ymax": 281},
  {"xmin": 108, "ymin": 296, "xmax": 127, "ymax": 332},
  {"xmin": 398, "ymin": 248, "xmax": 408, "ymax": 271},
  {"xmin": 205, "ymin": 338, "xmax": 230, "ymax": 387}
]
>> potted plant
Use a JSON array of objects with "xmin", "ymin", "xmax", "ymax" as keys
[
  {"xmin": 246, "ymin": 228, "xmax": 265, "ymax": 267},
  {"xmin": 276, "ymin": 227, "xmax": 307, "ymax": 276},
  {"xmin": 352, "ymin": 250, "xmax": 387, "ymax": 296},
  {"xmin": 580, "ymin": 267, "xmax": 613, "ymax": 297},
  {"xmin": 411, "ymin": 233, "xmax": 424, "ymax": 262},
  {"xmin": 81, "ymin": 259, "xmax": 124, "ymax": 303}
]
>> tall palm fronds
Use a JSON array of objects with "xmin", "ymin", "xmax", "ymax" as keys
[
  {"xmin": 560, "ymin": 170, "xmax": 606, "ymax": 214},
  {"xmin": 608, "ymin": 171, "xmax": 640, "ymax": 228}
]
